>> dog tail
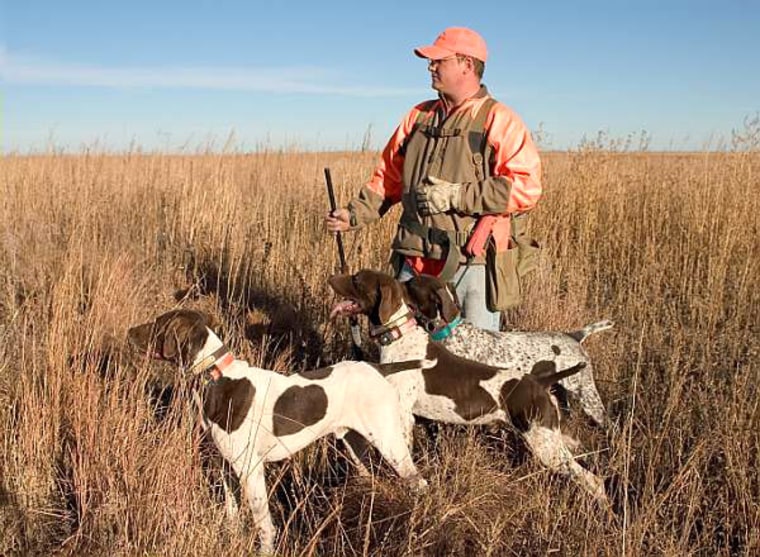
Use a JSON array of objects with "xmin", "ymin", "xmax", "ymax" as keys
[
  {"xmin": 537, "ymin": 362, "xmax": 587, "ymax": 388},
  {"xmin": 567, "ymin": 320, "xmax": 614, "ymax": 343}
]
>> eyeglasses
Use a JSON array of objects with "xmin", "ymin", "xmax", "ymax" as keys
[{"xmin": 427, "ymin": 56, "xmax": 457, "ymax": 69}]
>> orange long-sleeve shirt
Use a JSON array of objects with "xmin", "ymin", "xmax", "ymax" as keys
[{"xmin": 366, "ymin": 95, "xmax": 541, "ymax": 212}]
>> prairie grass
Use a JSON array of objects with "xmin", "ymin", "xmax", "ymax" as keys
[{"xmin": 0, "ymin": 144, "xmax": 758, "ymax": 556}]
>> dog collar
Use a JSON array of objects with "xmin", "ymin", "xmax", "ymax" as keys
[
  {"xmin": 430, "ymin": 315, "xmax": 463, "ymax": 341},
  {"xmin": 187, "ymin": 345, "xmax": 234, "ymax": 377},
  {"xmin": 370, "ymin": 312, "xmax": 417, "ymax": 346}
]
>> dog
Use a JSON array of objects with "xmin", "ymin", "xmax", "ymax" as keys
[
  {"xmin": 328, "ymin": 270, "xmax": 609, "ymax": 507},
  {"xmin": 404, "ymin": 273, "xmax": 613, "ymax": 427},
  {"xmin": 127, "ymin": 309, "xmax": 426, "ymax": 553}
]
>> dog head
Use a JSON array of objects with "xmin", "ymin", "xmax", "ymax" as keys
[
  {"xmin": 328, "ymin": 269, "xmax": 406, "ymax": 326},
  {"xmin": 127, "ymin": 309, "xmax": 213, "ymax": 369},
  {"xmin": 403, "ymin": 274, "xmax": 461, "ymax": 325}
]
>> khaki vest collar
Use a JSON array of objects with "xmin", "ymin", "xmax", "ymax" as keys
[{"xmin": 435, "ymin": 84, "xmax": 491, "ymax": 116}]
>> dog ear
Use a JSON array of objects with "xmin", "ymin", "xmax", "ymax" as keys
[
  {"xmin": 378, "ymin": 282, "xmax": 402, "ymax": 324},
  {"xmin": 160, "ymin": 313, "xmax": 208, "ymax": 365},
  {"xmin": 435, "ymin": 285, "xmax": 460, "ymax": 323},
  {"xmin": 199, "ymin": 311, "xmax": 218, "ymax": 330},
  {"xmin": 183, "ymin": 322, "xmax": 210, "ymax": 365},
  {"xmin": 160, "ymin": 326, "xmax": 181, "ymax": 361}
]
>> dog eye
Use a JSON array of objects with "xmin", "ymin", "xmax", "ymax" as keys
[{"xmin": 351, "ymin": 275, "xmax": 361, "ymax": 291}]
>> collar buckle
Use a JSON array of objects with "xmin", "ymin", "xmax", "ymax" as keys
[
  {"xmin": 370, "ymin": 311, "xmax": 415, "ymax": 346},
  {"xmin": 187, "ymin": 345, "xmax": 232, "ymax": 376},
  {"xmin": 430, "ymin": 315, "xmax": 463, "ymax": 342}
]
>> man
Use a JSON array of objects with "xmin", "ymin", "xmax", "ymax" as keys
[{"xmin": 325, "ymin": 27, "xmax": 542, "ymax": 331}]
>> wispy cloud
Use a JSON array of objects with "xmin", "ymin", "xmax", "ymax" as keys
[{"xmin": 1, "ymin": 51, "xmax": 419, "ymax": 97}]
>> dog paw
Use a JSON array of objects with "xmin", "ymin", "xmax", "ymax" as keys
[
  {"xmin": 561, "ymin": 434, "xmax": 582, "ymax": 453},
  {"xmin": 410, "ymin": 476, "xmax": 429, "ymax": 492}
]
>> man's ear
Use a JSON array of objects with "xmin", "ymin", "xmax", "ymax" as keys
[{"xmin": 462, "ymin": 55, "xmax": 475, "ymax": 75}]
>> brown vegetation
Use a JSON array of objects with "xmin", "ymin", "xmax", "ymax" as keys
[{"xmin": 1, "ymin": 144, "xmax": 758, "ymax": 556}]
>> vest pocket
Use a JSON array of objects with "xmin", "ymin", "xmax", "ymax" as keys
[
  {"xmin": 515, "ymin": 235, "xmax": 541, "ymax": 277},
  {"xmin": 485, "ymin": 232, "xmax": 541, "ymax": 311},
  {"xmin": 485, "ymin": 243, "xmax": 521, "ymax": 311}
]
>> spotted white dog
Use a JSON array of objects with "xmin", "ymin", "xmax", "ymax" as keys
[
  {"xmin": 404, "ymin": 274, "xmax": 613, "ymax": 427},
  {"xmin": 128, "ymin": 309, "xmax": 426, "ymax": 554},
  {"xmin": 329, "ymin": 270, "xmax": 609, "ymax": 507}
]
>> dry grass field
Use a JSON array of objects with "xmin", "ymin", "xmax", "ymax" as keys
[{"xmin": 1, "ymin": 144, "xmax": 758, "ymax": 556}]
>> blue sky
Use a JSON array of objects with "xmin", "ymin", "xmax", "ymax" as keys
[{"xmin": 2, "ymin": 0, "xmax": 759, "ymax": 152}]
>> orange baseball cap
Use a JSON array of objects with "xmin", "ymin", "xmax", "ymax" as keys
[{"xmin": 414, "ymin": 27, "xmax": 488, "ymax": 63}]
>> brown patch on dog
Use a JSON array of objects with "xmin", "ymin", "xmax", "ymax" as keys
[
  {"xmin": 272, "ymin": 385, "xmax": 328, "ymax": 436},
  {"xmin": 421, "ymin": 343, "xmax": 500, "ymax": 420},
  {"xmin": 500, "ymin": 363, "xmax": 586, "ymax": 431},
  {"xmin": 203, "ymin": 377, "xmax": 256, "ymax": 432},
  {"xmin": 299, "ymin": 366, "xmax": 334, "ymax": 380},
  {"xmin": 500, "ymin": 376, "xmax": 559, "ymax": 431},
  {"xmin": 551, "ymin": 345, "xmax": 561, "ymax": 355},
  {"xmin": 531, "ymin": 360, "xmax": 557, "ymax": 379}
]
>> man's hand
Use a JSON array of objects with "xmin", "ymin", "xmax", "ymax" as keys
[
  {"xmin": 416, "ymin": 176, "xmax": 463, "ymax": 216},
  {"xmin": 324, "ymin": 208, "xmax": 351, "ymax": 233}
]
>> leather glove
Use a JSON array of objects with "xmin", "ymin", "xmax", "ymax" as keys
[{"xmin": 416, "ymin": 176, "xmax": 463, "ymax": 216}]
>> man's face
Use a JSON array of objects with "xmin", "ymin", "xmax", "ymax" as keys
[{"xmin": 427, "ymin": 55, "xmax": 467, "ymax": 95}]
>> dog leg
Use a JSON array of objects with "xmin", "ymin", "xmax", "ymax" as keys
[
  {"xmin": 240, "ymin": 466, "xmax": 277, "ymax": 554},
  {"xmin": 391, "ymin": 387, "xmax": 419, "ymax": 452},
  {"xmin": 215, "ymin": 460, "xmax": 242, "ymax": 525},
  {"xmin": 401, "ymin": 410, "xmax": 416, "ymax": 452},
  {"xmin": 561, "ymin": 433, "xmax": 582, "ymax": 454},
  {"xmin": 338, "ymin": 429, "xmax": 372, "ymax": 477},
  {"xmin": 361, "ymin": 410, "xmax": 427, "ymax": 491},
  {"xmin": 372, "ymin": 436, "xmax": 427, "ymax": 490},
  {"xmin": 522, "ymin": 424, "xmax": 608, "ymax": 507}
]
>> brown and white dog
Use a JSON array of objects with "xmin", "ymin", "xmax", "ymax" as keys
[
  {"xmin": 404, "ymin": 274, "xmax": 613, "ymax": 427},
  {"xmin": 329, "ymin": 270, "xmax": 609, "ymax": 507},
  {"xmin": 127, "ymin": 309, "xmax": 426, "ymax": 554}
]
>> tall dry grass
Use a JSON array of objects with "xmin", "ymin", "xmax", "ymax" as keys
[{"xmin": 0, "ymin": 143, "xmax": 758, "ymax": 556}]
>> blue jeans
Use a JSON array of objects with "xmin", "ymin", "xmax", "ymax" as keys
[{"xmin": 397, "ymin": 262, "xmax": 501, "ymax": 332}]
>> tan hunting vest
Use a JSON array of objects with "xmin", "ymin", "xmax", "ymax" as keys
[{"xmin": 392, "ymin": 94, "xmax": 498, "ymax": 278}]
